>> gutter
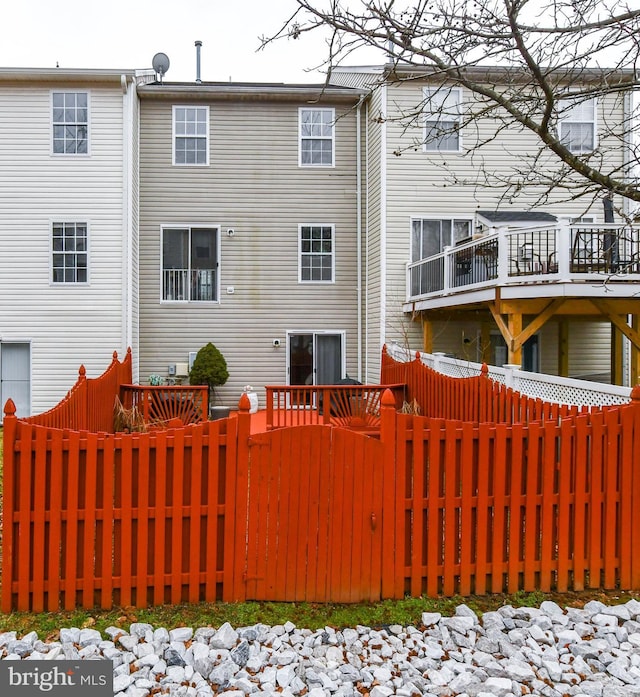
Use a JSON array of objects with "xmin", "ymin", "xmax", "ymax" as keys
[{"xmin": 356, "ymin": 97, "xmax": 364, "ymax": 381}]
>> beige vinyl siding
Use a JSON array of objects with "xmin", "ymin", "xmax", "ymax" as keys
[
  {"xmin": 363, "ymin": 88, "xmax": 386, "ymax": 382},
  {"xmin": 0, "ymin": 81, "xmax": 130, "ymax": 412},
  {"xmin": 139, "ymin": 96, "xmax": 361, "ymax": 406}
]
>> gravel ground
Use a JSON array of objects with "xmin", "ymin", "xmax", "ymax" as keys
[{"xmin": 2, "ymin": 599, "xmax": 640, "ymax": 696}]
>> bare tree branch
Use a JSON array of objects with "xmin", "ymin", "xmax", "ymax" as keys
[{"xmin": 265, "ymin": 0, "xmax": 640, "ymax": 206}]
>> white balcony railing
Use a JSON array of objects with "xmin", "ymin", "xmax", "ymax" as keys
[
  {"xmin": 407, "ymin": 222, "xmax": 640, "ymax": 301},
  {"xmin": 163, "ymin": 268, "xmax": 217, "ymax": 302}
]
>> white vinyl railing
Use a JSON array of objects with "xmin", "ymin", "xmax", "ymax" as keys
[
  {"xmin": 407, "ymin": 222, "xmax": 640, "ymax": 301},
  {"xmin": 385, "ymin": 343, "xmax": 632, "ymax": 407}
]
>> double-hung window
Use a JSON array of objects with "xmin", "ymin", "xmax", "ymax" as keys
[
  {"xmin": 162, "ymin": 226, "xmax": 219, "ymax": 302},
  {"xmin": 411, "ymin": 218, "xmax": 472, "ymax": 260},
  {"xmin": 558, "ymin": 97, "xmax": 596, "ymax": 153},
  {"xmin": 299, "ymin": 108, "xmax": 335, "ymax": 166},
  {"xmin": 299, "ymin": 224, "xmax": 334, "ymax": 282},
  {"xmin": 52, "ymin": 222, "xmax": 88, "ymax": 283},
  {"xmin": 52, "ymin": 91, "xmax": 88, "ymax": 154},
  {"xmin": 173, "ymin": 106, "xmax": 209, "ymax": 165},
  {"xmin": 423, "ymin": 87, "xmax": 462, "ymax": 152}
]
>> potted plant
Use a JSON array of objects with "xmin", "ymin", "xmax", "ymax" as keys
[{"xmin": 189, "ymin": 342, "xmax": 230, "ymax": 419}]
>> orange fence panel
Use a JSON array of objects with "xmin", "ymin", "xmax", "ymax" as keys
[{"xmin": 3, "ymin": 350, "xmax": 640, "ymax": 611}]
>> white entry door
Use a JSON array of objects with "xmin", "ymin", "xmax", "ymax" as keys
[{"xmin": 1, "ymin": 342, "xmax": 31, "ymax": 419}]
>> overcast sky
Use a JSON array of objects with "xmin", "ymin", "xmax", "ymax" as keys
[{"xmin": 0, "ymin": 0, "xmax": 378, "ymax": 83}]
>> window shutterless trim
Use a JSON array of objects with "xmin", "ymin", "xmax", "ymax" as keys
[
  {"xmin": 558, "ymin": 96, "xmax": 597, "ymax": 154},
  {"xmin": 50, "ymin": 90, "xmax": 90, "ymax": 157},
  {"xmin": 172, "ymin": 105, "xmax": 210, "ymax": 166},
  {"xmin": 410, "ymin": 216, "xmax": 474, "ymax": 261},
  {"xmin": 160, "ymin": 224, "xmax": 220, "ymax": 302},
  {"xmin": 299, "ymin": 107, "xmax": 336, "ymax": 167},
  {"xmin": 298, "ymin": 223, "xmax": 336, "ymax": 283},
  {"xmin": 49, "ymin": 219, "xmax": 90, "ymax": 285},
  {"xmin": 422, "ymin": 87, "xmax": 462, "ymax": 153}
]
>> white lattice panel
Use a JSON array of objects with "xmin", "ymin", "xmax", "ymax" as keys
[{"xmin": 390, "ymin": 347, "xmax": 632, "ymax": 408}]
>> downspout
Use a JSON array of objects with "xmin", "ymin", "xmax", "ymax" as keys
[
  {"xmin": 380, "ymin": 84, "xmax": 388, "ymax": 357},
  {"xmin": 121, "ymin": 75, "xmax": 137, "ymax": 381},
  {"xmin": 121, "ymin": 75, "xmax": 132, "ymax": 361},
  {"xmin": 364, "ymin": 99, "xmax": 371, "ymax": 381},
  {"xmin": 356, "ymin": 96, "xmax": 363, "ymax": 381}
]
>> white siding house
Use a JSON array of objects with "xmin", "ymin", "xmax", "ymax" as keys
[{"xmin": 0, "ymin": 68, "xmax": 146, "ymax": 416}]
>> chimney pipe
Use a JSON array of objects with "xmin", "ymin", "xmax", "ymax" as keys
[{"xmin": 195, "ymin": 40, "xmax": 202, "ymax": 83}]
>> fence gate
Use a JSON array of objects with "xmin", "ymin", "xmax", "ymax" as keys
[{"xmin": 241, "ymin": 425, "xmax": 385, "ymax": 602}]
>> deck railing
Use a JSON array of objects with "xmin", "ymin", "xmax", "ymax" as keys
[
  {"xmin": 118, "ymin": 384, "xmax": 209, "ymax": 429},
  {"xmin": 264, "ymin": 383, "xmax": 407, "ymax": 430},
  {"xmin": 407, "ymin": 222, "xmax": 640, "ymax": 301}
]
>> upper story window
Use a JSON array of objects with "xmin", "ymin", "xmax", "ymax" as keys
[
  {"xmin": 299, "ymin": 224, "xmax": 335, "ymax": 282},
  {"xmin": 52, "ymin": 92, "xmax": 88, "ymax": 154},
  {"xmin": 162, "ymin": 226, "xmax": 219, "ymax": 301},
  {"xmin": 411, "ymin": 218, "xmax": 472, "ymax": 260},
  {"xmin": 423, "ymin": 87, "xmax": 462, "ymax": 152},
  {"xmin": 299, "ymin": 108, "xmax": 335, "ymax": 166},
  {"xmin": 558, "ymin": 97, "xmax": 596, "ymax": 153},
  {"xmin": 52, "ymin": 222, "xmax": 88, "ymax": 283},
  {"xmin": 173, "ymin": 106, "xmax": 209, "ymax": 165}
]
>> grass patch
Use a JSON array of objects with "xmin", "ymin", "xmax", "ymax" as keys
[
  {"xmin": 0, "ymin": 426, "xmax": 638, "ymax": 639},
  {"xmin": 1, "ymin": 590, "xmax": 638, "ymax": 639}
]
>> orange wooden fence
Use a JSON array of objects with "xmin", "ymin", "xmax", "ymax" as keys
[
  {"xmin": 3, "ymin": 385, "xmax": 640, "ymax": 611},
  {"xmin": 381, "ymin": 345, "xmax": 595, "ymax": 423},
  {"xmin": 21, "ymin": 349, "xmax": 133, "ymax": 432}
]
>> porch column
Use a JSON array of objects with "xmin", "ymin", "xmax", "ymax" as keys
[
  {"xmin": 508, "ymin": 313, "xmax": 523, "ymax": 366},
  {"xmin": 422, "ymin": 317, "xmax": 433, "ymax": 354}
]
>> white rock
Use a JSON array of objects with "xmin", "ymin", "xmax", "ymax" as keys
[
  {"xmin": 113, "ymin": 674, "xmax": 133, "ymax": 693},
  {"xmin": 483, "ymin": 676, "xmax": 514, "ymax": 696},
  {"xmin": 421, "ymin": 612, "xmax": 442, "ymax": 626},
  {"xmin": 170, "ymin": 627, "xmax": 194, "ymax": 643},
  {"xmin": 212, "ymin": 623, "xmax": 240, "ymax": 650}
]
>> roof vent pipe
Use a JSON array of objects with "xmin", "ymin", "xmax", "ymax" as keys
[{"xmin": 195, "ymin": 40, "xmax": 202, "ymax": 83}]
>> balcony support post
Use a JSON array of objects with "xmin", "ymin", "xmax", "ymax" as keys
[
  {"xmin": 508, "ymin": 312, "xmax": 523, "ymax": 366},
  {"xmin": 422, "ymin": 316, "xmax": 433, "ymax": 354}
]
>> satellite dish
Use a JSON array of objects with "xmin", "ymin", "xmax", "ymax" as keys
[{"xmin": 152, "ymin": 52, "xmax": 170, "ymax": 82}]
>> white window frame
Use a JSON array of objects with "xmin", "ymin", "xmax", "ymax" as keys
[
  {"xmin": 298, "ymin": 224, "xmax": 336, "ymax": 283},
  {"xmin": 423, "ymin": 87, "xmax": 462, "ymax": 152},
  {"xmin": 51, "ymin": 90, "xmax": 90, "ymax": 156},
  {"xmin": 299, "ymin": 108, "xmax": 335, "ymax": 167},
  {"xmin": 161, "ymin": 225, "xmax": 220, "ymax": 302},
  {"xmin": 172, "ymin": 105, "xmax": 210, "ymax": 166},
  {"xmin": 411, "ymin": 217, "xmax": 473, "ymax": 261},
  {"xmin": 558, "ymin": 96, "xmax": 597, "ymax": 154},
  {"xmin": 50, "ymin": 221, "xmax": 89, "ymax": 284}
]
